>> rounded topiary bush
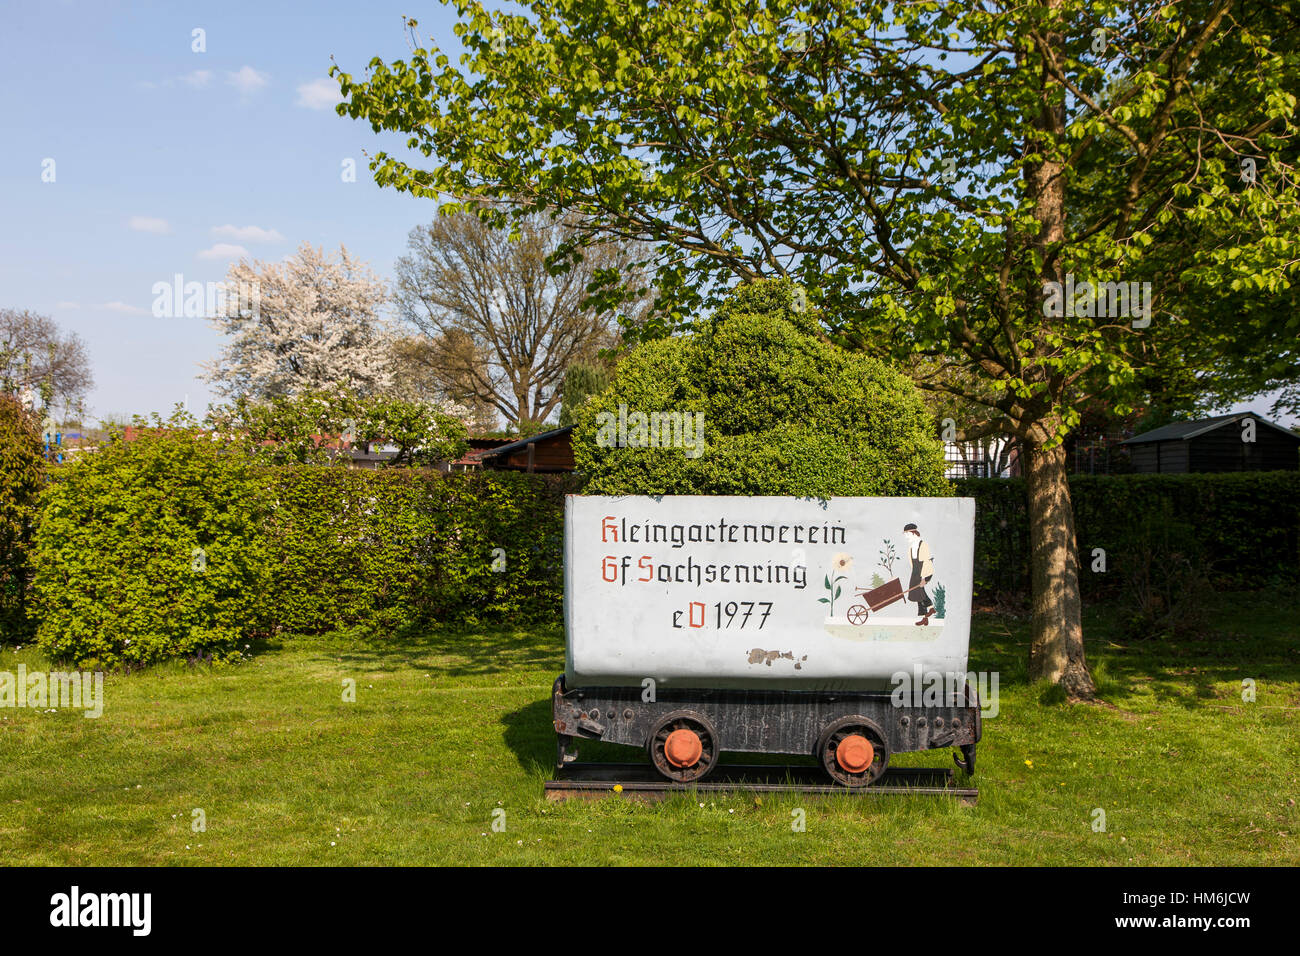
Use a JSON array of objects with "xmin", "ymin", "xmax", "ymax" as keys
[
  {"xmin": 573, "ymin": 279, "xmax": 950, "ymax": 497},
  {"xmin": 30, "ymin": 415, "xmax": 272, "ymax": 668}
]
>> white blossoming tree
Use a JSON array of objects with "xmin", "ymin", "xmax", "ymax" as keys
[{"xmin": 205, "ymin": 242, "xmax": 394, "ymax": 400}]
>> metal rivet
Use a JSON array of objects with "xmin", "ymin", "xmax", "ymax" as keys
[
  {"xmin": 917, "ymin": 717, "xmax": 927, "ymax": 728},
  {"xmin": 623, "ymin": 709, "xmax": 633, "ymax": 719},
  {"xmin": 900, "ymin": 716, "xmax": 910, "ymax": 727},
  {"xmin": 935, "ymin": 717, "xmax": 944, "ymax": 729}
]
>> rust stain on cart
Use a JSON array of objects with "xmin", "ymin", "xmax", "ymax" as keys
[{"xmin": 746, "ymin": 648, "xmax": 808, "ymax": 668}]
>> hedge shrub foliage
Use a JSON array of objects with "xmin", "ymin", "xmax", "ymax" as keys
[
  {"xmin": 573, "ymin": 278, "xmax": 951, "ymax": 497},
  {"xmin": 956, "ymin": 471, "xmax": 1300, "ymax": 600},
  {"xmin": 259, "ymin": 466, "xmax": 570, "ymax": 635},
  {"xmin": 0, "ymin": 394, "xmax": 45, "ymax": 641},
  {"xmin": 30, "ymin": 418, "xmax": 573, "ymax": 668},
  {"xmin": 31, "ymin": 416, "xmax": 273, "ymax": 668},
  {"xmin": 25, "ymin": 412, "xmax": 1299, "ymax": 666}
]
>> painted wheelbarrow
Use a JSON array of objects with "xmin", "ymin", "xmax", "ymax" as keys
[{"xmin": 845, "ymin": 577, "xmax": 931, "ymax": 624}]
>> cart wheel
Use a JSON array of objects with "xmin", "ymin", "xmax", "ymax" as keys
[
  {"xmin": 647, "ymin": 710, "xmax": 719, "ymax": 783},
  {"xmin": 817, "ymin": 716, "xmax": 889, "ymax": 787},
  {"xmin": 846, "ymin": 604, "xmax": 869, "ymax": 625}
]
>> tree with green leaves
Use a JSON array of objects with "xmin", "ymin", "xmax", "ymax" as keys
[
  {"xmin": 357, "ymin": 394, "xmax": 471, "ymax": 466},
  {"xmin": 558, "ymin": 360, "xmax": 613, "ymax": 427},
  {"xmin": 335, "ymin": 0, "xmax": 1300, "ymax": 698}
]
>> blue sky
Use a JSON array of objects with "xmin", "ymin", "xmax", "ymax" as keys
[
  {"xmin": 1, "ymin": 0, "xmax": 464, "ymax": 421},
  {"xmin": 1, "ymin": 0, "xmax": 1294, "ymax": 428}
]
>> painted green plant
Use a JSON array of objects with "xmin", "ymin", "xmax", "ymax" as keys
[
  {"xmin": 818, "ymin": 572, "xmax": 846, "ymax": 617},
  {"xmin": 934, "ymin": 583, "xmax": 947, "ymax": 620}
]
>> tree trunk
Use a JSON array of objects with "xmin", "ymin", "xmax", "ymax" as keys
[
  {"xmin": 1016, "ymin": 2, "xmax": 1094, "ymax": 700},
  {"xmin": 1024, "ymin": 431, "xmax": 1096, "ymax": 699}
]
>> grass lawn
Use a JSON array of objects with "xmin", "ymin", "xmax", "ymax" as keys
[{"xmin": 1, "ymin": 590, "xmax": 1297, "ymax": 866}]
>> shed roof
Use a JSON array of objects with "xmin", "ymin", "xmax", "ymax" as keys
[
  {"xmin": 477, "ymin": 424, "xmax": 575, "ymax": 461},
  {"xmin": 1120, "ymin": 412, "xmax": 1300, "ymax": 445}
]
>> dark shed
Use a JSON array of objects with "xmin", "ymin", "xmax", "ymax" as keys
[
  {"xmin": 478, "ymin": 424, "xmax": 575, "ymax": 473},
  {"xmin": 1119, "ymin": 413, "xmax": 1300, "ymax": 473}
]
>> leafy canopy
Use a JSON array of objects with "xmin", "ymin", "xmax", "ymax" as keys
[
  {"xmin": 334, "ymin": 0, "xmax": 1300, "ymax": 443},
  {"xmin": 558, "ymin": 360, "xmax": 613, "ymax": 427}
]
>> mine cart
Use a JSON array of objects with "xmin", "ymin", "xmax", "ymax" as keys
[{"xmin": 554, "ymin": 495, "xmax": 983, "ymax": 787}]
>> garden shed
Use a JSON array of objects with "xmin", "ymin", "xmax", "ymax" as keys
[
  {"xmin": 1120, "ymin": 412, "xmax": 1300, "ymax": 473},
  {"xmin": 478, "ymin": 424, "xmax": 575, "ymax": 473}
]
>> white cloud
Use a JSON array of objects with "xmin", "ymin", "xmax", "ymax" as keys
[
  {"xmin": 211, "ymin": 224, "xmax": 284, "ymax": 243},
  {"xmin": 129, "ymin": 216, "xmax": 172, "ymax": 235},
  {"xmin": 295, "ymin": 77, "xmax": 342, "ymax": 110},
  {"xmin": 198, "ymin": 243, "xmax": 251, "ymax": 261},
  {"xmin": 140, "ymin": 69, "xmax": 215, "ymax": 91},
  {"xmin": 99, "ymin": 301, "xmax": 150, "ymax": 316},
  {"xmin": 226, "ymin": 66, "xmax": 270, "ymax": 95}
]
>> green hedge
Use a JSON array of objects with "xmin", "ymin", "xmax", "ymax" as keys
[
  {"xmin": 955, "ymin": 471, "xmax": 1300, "ymax": 599},
  {"xmin": 260, "ymin": 467, "xmax": 572, "ymax": 634},
  {"xmin": 0, "ymin": 395, "xmax": 46, "ymax": 642},
  {"xmin": 29, "ymin": 426, "xmax": 1299, "ymax": 668},
  {"xmin": 31, "ymin": 426, "xmax": 273, "ymax": 668},
  {"xmin": 30, "ymin": 427, "xmax": 575, "ymax": 667}
]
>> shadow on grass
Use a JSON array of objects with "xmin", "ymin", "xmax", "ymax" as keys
[
  {"xmin": 499, "ymin": 695, "xmax": 702, "ymax": 778},
  {"xmin": 489, "ymin": 590, "xmax": 1300, "ymax": 786},
  {"xmin": 969, "ymin": 590, "xmax": 1300, "ymax": 712},
  {"xmin": 285, "ymin": 623, "xmax": 565, "ymax": 678},
  {"xmin": 501, "ymin": 697, "xmax": 563, "ymax": 777},
  {"xmin": 1085, "ymin": 591, "xmax": 1300, "ymax": 711}
]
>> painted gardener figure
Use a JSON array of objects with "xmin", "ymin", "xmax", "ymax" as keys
[{"xmin": 904, "ymin": 524, "xmax": 935, "ymax": 625}]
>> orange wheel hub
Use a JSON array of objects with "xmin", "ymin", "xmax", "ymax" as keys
[
  {"xmin": 664, "ymin": 728, "xmax": 703, "ymax": 768},
  {"xmin": 835, "ymin": 734, "xmax": 874, "ymax": 774}
]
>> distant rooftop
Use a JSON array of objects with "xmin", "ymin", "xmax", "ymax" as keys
[
  {"xmin": 1121, "ymin": 413, "xmax": 1300, "ymax": 445},
  {"xmin": 476, "ymin": 424, "xmax": 574, "ymax": 462}
]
